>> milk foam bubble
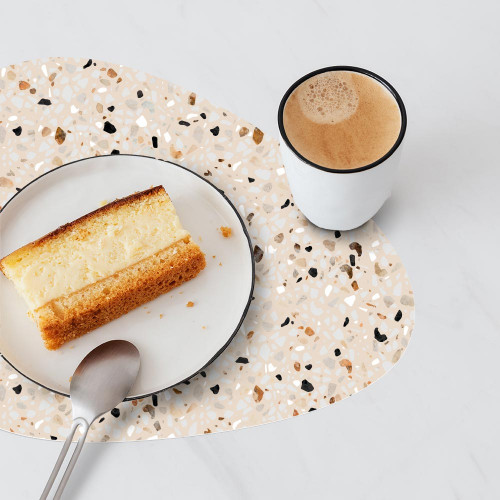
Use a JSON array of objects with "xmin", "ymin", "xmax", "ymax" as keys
[{"xmin": 296, "ymin": 72, "xmax": 359, "ymax": 125}]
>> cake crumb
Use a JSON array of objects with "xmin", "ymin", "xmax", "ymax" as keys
[
  {"xmin": 219, "ymin": 262, "xmax": 222, "ymax": 266},
  {"xmin": 202, "ymin": 326, "xmax": 206, "ymax": 329},
  {"xmin": 186, "ymin": 301, "xmax": 194, "ymax": 308},
  {"xmin": 212, "ymin": 255, "xmax": 216, "ymax": 259},
  {"xmin": 160, "ymin": 314, "xmax": 164, "ymax": 319},
  {"xmin": 220, "ymin": 226, "xmax": 232, "ymax": 238}
]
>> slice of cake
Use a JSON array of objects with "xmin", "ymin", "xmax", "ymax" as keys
[{"xmin": 0, "ymin": 186, "xmax": 206, "ymax": 350}]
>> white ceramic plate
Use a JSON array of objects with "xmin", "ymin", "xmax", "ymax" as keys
[{"xmin": 0, "ymin": 155, "xmax": 254, "ymax": 399}]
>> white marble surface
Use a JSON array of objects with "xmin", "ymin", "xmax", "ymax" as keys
[{"xmin": 0, "ymin": 0, "xmax": 499, "ymax": 498}]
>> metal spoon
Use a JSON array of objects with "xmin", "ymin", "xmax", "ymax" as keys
[{"xmin": 40, "ymin": 340, "xmax": 141, "ymax": 500}]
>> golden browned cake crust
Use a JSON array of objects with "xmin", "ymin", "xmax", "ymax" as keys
[
  {"xmin": 0, "ymin": 186, "xmax": 165, "ymax": 268},
  {"xmin": 32, "ymin": 239, "xmax": 205, "ymax": 350}
]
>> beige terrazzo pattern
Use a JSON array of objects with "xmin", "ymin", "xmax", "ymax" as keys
[{"xmin": 0, "ymin": 58, "xmax": 414, "ymax": 441}]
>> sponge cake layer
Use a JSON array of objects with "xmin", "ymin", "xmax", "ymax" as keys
[{"xmin": 32, "ymin": 238, "xmax": 205, "ymax": 350}]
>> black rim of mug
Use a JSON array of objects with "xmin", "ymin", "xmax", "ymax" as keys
[{"xmin": 277, "ymin": 65, "xmax": 407, "ymax": 174}]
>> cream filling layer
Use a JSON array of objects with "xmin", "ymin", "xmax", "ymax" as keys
[{"xmin": 4, "ymin": 195, "xmax": 189, "ymax": 309}]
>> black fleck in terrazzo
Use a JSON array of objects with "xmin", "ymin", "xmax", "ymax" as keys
[{"xmin": 0, "ymin": 57, "xmax": 414, "ymax": 442}]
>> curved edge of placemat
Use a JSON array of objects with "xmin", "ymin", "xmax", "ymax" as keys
[{"xmin": 0, "ymin": 57, "xmax": 415, "ymax": 442}]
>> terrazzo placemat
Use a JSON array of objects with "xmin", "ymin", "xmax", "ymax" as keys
[{"xmin": 0, "ymin": 57, "xmax": 415, "ymax": 442}]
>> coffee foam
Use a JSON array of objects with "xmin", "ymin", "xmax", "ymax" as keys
[{"xmin": 295, "ymin": 72, "xmax": 359, "ymax": 125}]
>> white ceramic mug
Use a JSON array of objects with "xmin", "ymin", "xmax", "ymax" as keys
[{"xmin": 277, "ymin": 66, "xmax": 407, "ymax": 230}]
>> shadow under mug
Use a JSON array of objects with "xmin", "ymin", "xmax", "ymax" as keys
[{"xmin": 277, "ymin": 66, "xmax": 407, "ymax": 231}]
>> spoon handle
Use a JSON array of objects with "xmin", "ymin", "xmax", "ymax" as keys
[{"xmin": 40, "ymin": 417, "xmax": 90, "ymax": 500}]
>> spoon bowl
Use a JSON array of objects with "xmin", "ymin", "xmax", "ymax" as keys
[{"xmin": 70, "ymin": 340, "xmax": 140, "ymax": 423}]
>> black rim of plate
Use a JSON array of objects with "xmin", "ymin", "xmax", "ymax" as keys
[
  {"xmin": 0, "ymin": 154, "xmax": 255, "ymax": 401},
  {"xmin": 277, "ymin": 65, "xmax": 408, "ymax": 174}
]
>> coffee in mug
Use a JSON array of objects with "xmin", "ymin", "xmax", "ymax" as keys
[{"xmin": 282, "ymin": 71, "xmax": 401, "ymax": 171}]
